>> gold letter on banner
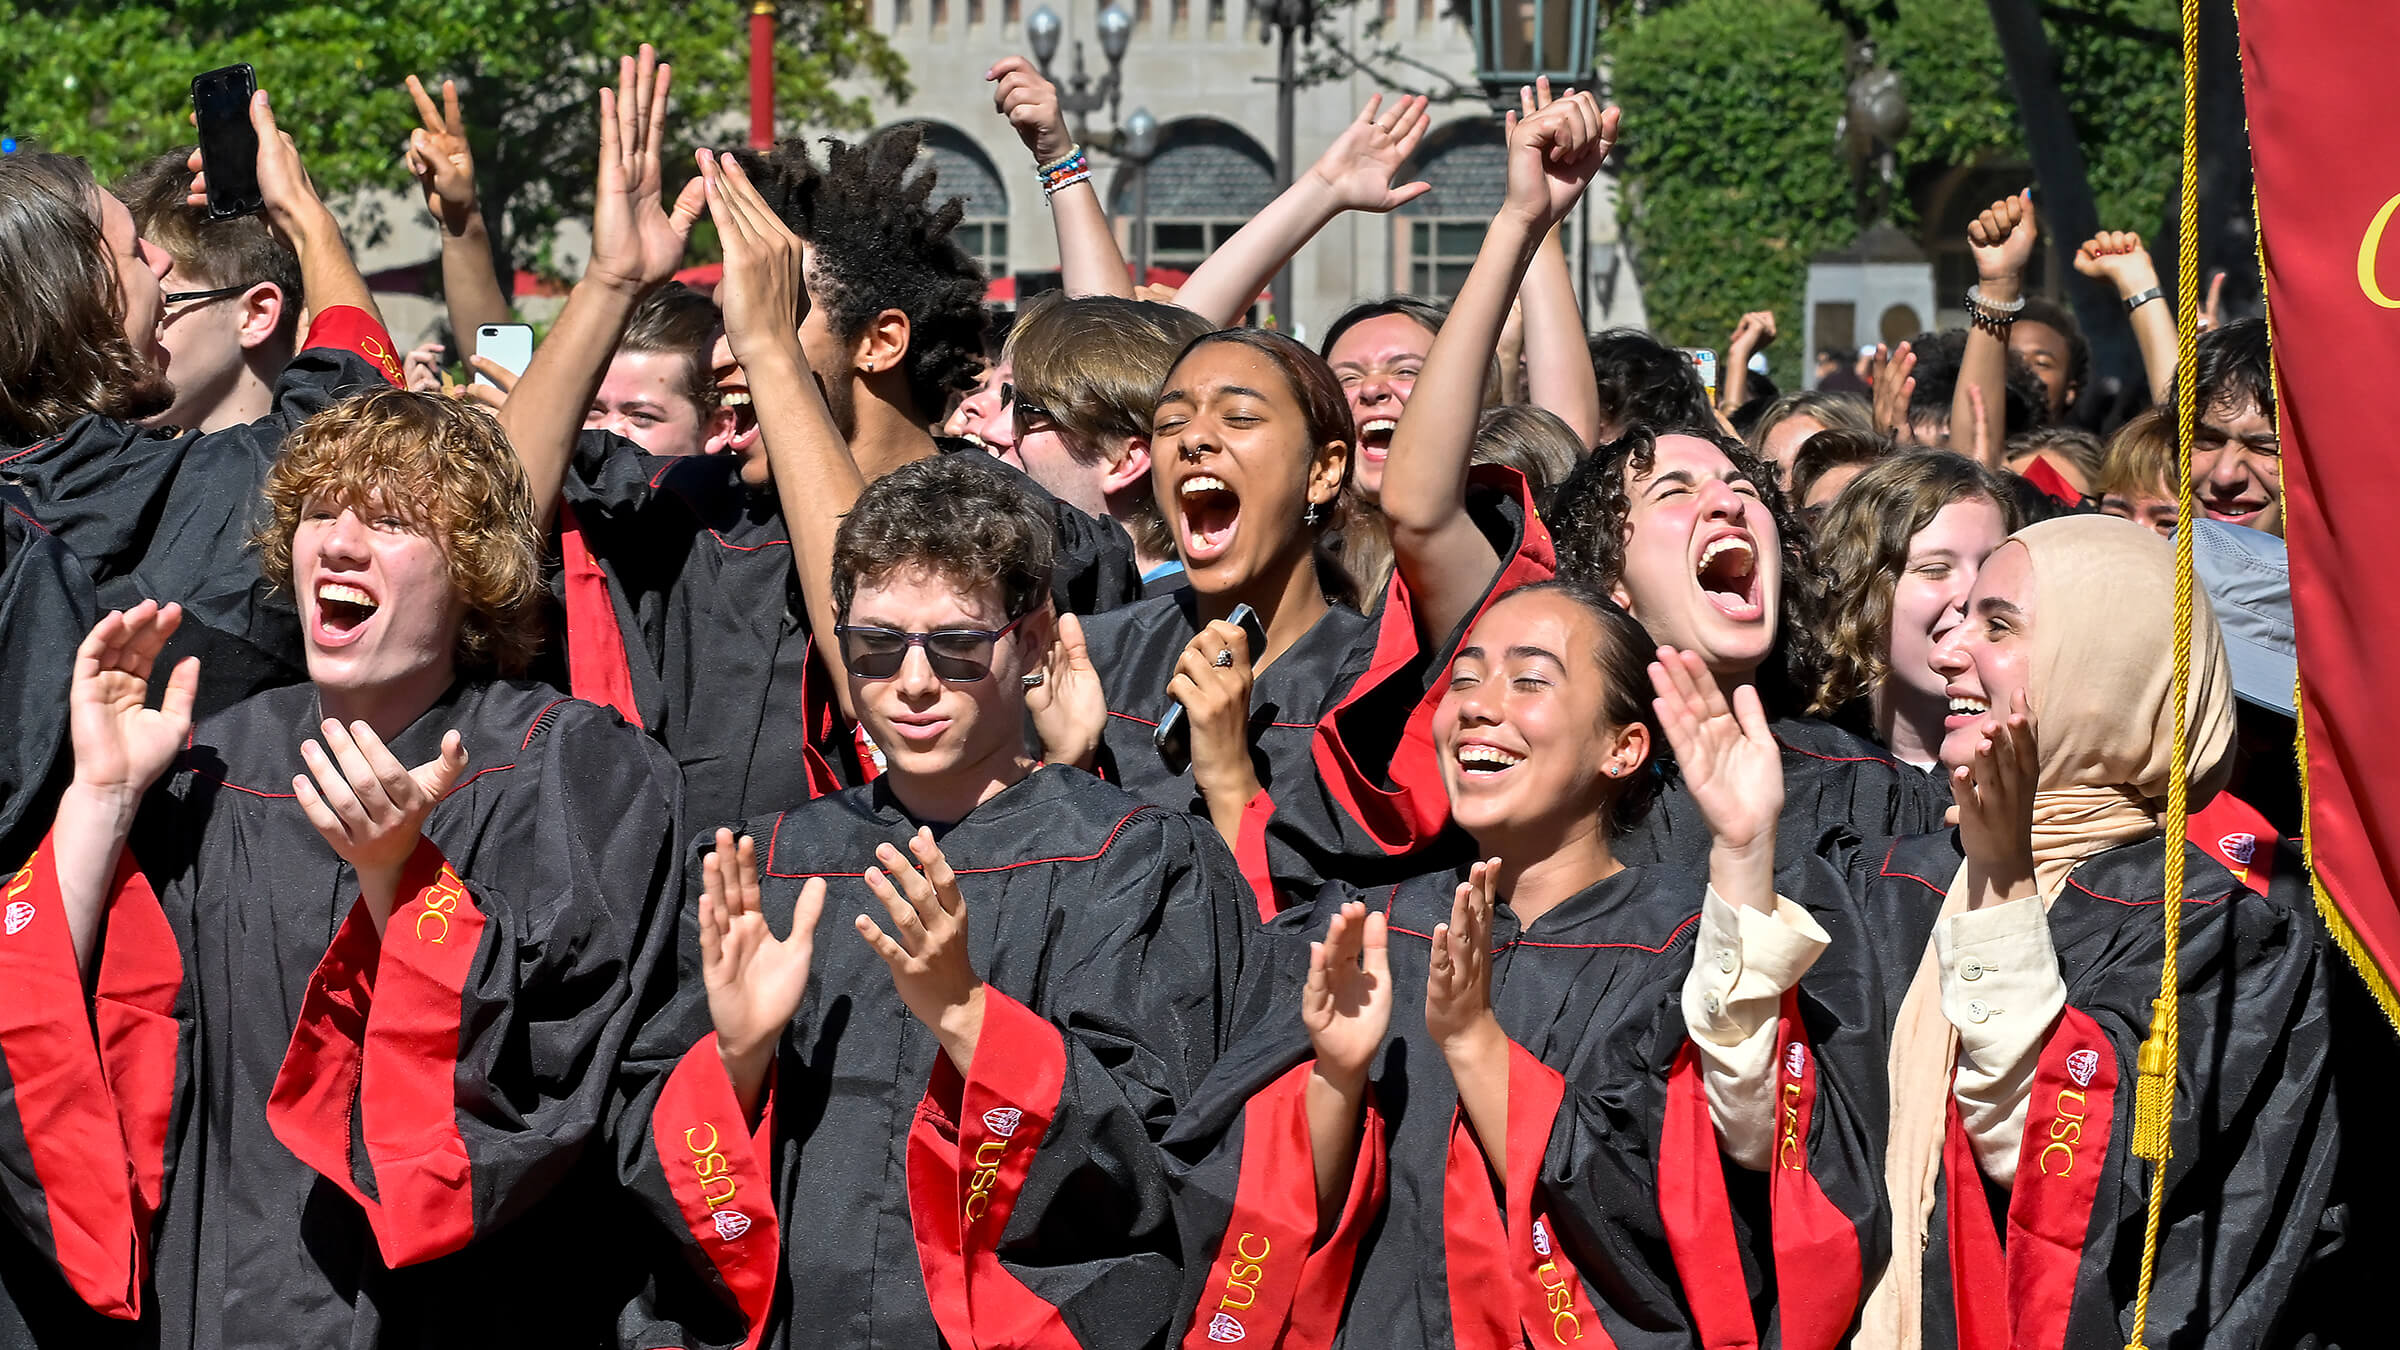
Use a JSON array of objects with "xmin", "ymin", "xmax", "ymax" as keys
[{"xmin": 2357, "ymin": 192, "xmax": 2400, "ymax": 308}]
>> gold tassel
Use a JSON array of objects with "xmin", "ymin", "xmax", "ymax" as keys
[{"xmin": 2130, "ymin": 996, "xmax": 2176, "ymax": 1163}]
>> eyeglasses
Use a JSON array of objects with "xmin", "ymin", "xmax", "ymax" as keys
[
  {"xmin": 834, "ymin": 614, "xmax": 1028, "ymax": 683},
  {"xmin": 161, "ymin": 283, "xmax": 252, "ymax": 307},
  {"xmin": 1001, "ymin": 382, "xmax": 1056, "ymax": 436}
]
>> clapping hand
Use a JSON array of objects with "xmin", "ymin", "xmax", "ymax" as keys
[
  {"xmin": 1952, "ymin": 691, "xmax": 2038, "ymax": 908},
  {"xmin": 292, "ymin": 720, "xmax": 470, "ymax": 930},
  {"xmin": 702, "ymin": 828, "xmax": 823, "ymax": 1115},
  {"xmin": 1028, "ymin": 611, "xmax": 1106, "ymax": 771},
  {"xmin": 1304, "ymin": 901, "xmax": 1392, "ymax": 1089},
  {"xmin": 1424, "ymin": 859, "xmax": 1502, "ymax": 1053},
  {"xmin": 69, "ymin": 602, "xmax": 198, "ymax": 806},
  {"xmin": 1649, "ymin": 646, "xmax": 1782, "ymax": 875},
  {"xmin": 1870, "ymin": 341, "xmax": 1916, "ymax": 441},
  {"xmin": 857, "ymin": 830, "xmax": 989, "ymax": 1074}
]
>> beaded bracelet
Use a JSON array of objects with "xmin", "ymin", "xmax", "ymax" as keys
[
  {"xmin": 1038, "ymin": 147, "xmax": 1090, "ymax": 195},
  {"xmin": 1964, "ymin": 284, "xmax": 2025, "ymax": 337}
]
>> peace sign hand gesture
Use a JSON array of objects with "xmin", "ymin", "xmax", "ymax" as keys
[{"xmin": 404, "ymin": 74, "xmax": 480, "ymax": 235}]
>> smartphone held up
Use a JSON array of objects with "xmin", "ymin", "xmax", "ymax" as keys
[{"xmin": 191, "ymin": 63, "xmax": 263, "ymax": 220}]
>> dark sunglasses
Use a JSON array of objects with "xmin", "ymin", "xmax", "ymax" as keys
[
  {"xmin": 1001, "ymin": 382, "xmax": 1057, "ymax": 436},
  {"xmin": 834, "ymin": 613, "xmax": 1028, "ymax": 683},
  {"xmin": 161, "ymin": 283, "xmax": 252, "ymax": 306}
]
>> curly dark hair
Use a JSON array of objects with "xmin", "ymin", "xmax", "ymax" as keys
[
  {"xmin": 833, "ymin": 454, "xmax": 1056, "ymax": 626},
  {"xmin": 1488, "ymin": 578, "xmax": 1666, "ymax": 837},
  {"xmin": 1809, "ymin": 451, "xmax": 2021, "ymax": 714},
  {"xmin": 1901, "ymin": 329, "xmax": 2047, "ymax": 440},
  {"xmin": 2017, "ymin": 297, "xmax": 2089, "ymax": 407},
  {"xmin": 1586, "ymin": 328, "xmax": 1717, "ymax": 436},
  {"xmin": 2177, "ymin": 316, "xmax": 2274, "ymax": 424},
  {"xmin": 735, "ymin": 124, "xmax": 988, "ymax": 422},
  {"xmin": 1545, "ymin": 422, "xmax": 1828, "ymax": 716}
]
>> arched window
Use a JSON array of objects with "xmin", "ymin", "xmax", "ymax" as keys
[
  {"xmin": 1109, "ymin": 118, "xmax": 1276, "ymax": 272},
  {"xmin": 1394, "ymin": 118, "xmax": 1506, "ymax": 300},
  {"xmin": 910, "ymin": 122, "xmax": 1011, "ymax": 278}
]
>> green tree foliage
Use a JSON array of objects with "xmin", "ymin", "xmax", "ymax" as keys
[
  {"xmin": 1611, "ymin": 0, "xmax": 2178, "ymax": 381},
  {"xmin": 1610, "ymin": 0, "xmax": 1854, "ymax": 383},
  {"xmin": 0, "ymin": 0, "xmax": 910, "ymax": 272}
]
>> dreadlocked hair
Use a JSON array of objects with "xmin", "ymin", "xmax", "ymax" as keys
[
  {"xmin": 1545, "ymin": 422, "xmax": 1829, "ymax": 718},
  {"xmin": 735, "ymin": 124, "xmax": 989, "ymax": 421}
]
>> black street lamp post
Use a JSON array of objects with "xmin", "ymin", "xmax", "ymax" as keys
[
  {"xmin": 1027, "ymin": 4, "xmax": 1135, "ymax": 144},
  {"xmin": 1465, "ymin": 0, "xmax": 1603, "ymax": 310},
  {"xmin": 1123, "ymin": 107, "xmax": 1160, "ymax": 280}
]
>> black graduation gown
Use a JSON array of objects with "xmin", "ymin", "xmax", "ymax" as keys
[
  {"xmin": 0, "ymin": 680, "xmax": 685, "ymax": 1349},
  {"xmin": 1836, "ymin": 831, "xmax": 2342, "ymax": 1350},
  {"xmin": 1165, "ymin": 865, "xmax": 1883, "ymax": 1350},
  {"xmin": 623, "ymin": 767, "xmax": 1251, "ymax": 1350},
  {"xmin": 1077, "ymin": 467, "xmax": 1554, "ymax": 915},
  {"xmin": 0, "ymin": 315, "xmax": 399, "ymax": 717},
  {"xmin": 554, "ymin": 432, "xmax": 1141, "ymax": 833},
  {"xmin": 1617, "ymin": 715, "xmax": 1948, "ymax": 874},
  {"xmin": 0, "ymin": 485, "xmax": 97, "ymax": 877}
]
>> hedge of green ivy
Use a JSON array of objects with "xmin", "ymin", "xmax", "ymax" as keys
[{"xmin": 1610, "ymin": 0, "xmax": 2180, "ymax": 384}]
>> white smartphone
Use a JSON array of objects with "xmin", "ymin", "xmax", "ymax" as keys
[{"xmin": 474, "ymin": 323, "xmax": 534, "ymax": 387}]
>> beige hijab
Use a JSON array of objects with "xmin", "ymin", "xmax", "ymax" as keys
[{"xmin": 1856, "ymin": 515, "xmax": 2236, "ymax": 1347}]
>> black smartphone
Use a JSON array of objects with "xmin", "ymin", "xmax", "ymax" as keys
[
  {"xmin": 1154, "ymin": 602, "xmax": 1268, "ymax": 777},
  {"xmin": 191, "ymin": 64, "xmax": 262, "ymax": 220}
]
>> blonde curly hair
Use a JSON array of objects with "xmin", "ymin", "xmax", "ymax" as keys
[{"xmin": 257, "ymin": 389, "xmax": 545, "ymax": 675}]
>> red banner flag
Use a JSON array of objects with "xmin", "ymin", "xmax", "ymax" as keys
[{"xmin": 2242, "ymin": 0, "xmax": 2400, "ymax": 1022}]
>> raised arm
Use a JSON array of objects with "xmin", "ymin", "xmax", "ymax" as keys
[
  {"xmin": 187, "ymin": 89, "xmax": 380, "ymax": 332},
  {"xmin": 1512, "ymin": 83, "xmax": 1605, "ymax": 449},
  {"xmin": 701, "ymin": 150, "xmax": 865, "ymax": 718},
  {"xmin": 496, "ymin": 46, "xmax": 702, "ymax": 528},
  {"xmin": 1717, "ymin": 311, "xmax": 1776, "ymax": 419},
  {"xmin": 1954, "ymin": 191, "xmax": 2035, "ymax": 468},
  {"xmin": 403, "ymin": 75, "xmax": 512, "ymax": 364},
  {"xmin": 989, "ymin": 57, "xmax": 1133, "ymax": 299},
  {"xmin": 1651, "ymin": 645, "xmax": 1831, "ymax": 1171},
  {"xmin": 1172, "ymin": 94, "xmax": 1430, "ymax": 327},
  {"xmin": 1381, "ymin": 90, "xmax": 1614, "ymax": 646},
  {"xmin": 2075, "ymin": 230, "xmax": 2177, "ymax": 404}
]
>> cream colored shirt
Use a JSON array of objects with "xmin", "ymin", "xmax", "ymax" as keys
[
  {"xmin": 1682, "ymin": 888, "xmax": 1830, "ymax": 1170},
  {"xmin": 1933, "ymin": 894, "xmax": 2068, "ymax": 1184}
]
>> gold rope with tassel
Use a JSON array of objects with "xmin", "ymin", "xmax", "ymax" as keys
[{"xmin": 2123, "ymin": 0, "xmax": 2203, "ymax": 1342}]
